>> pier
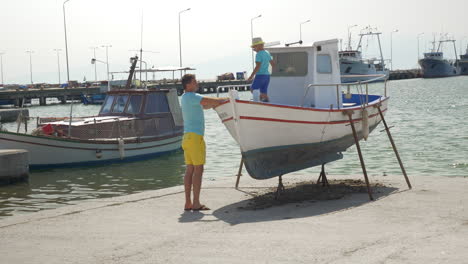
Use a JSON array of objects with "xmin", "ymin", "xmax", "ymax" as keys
[
  {"xmin": 0, "ymin": 87, "xmax": 100, "ymax": 106},
  {"xmin": 0, "ymin": 73, "xmax": 434, "ymax": 107},
  {"xmin": 0, "ymin": 81, "xmax": 250, "ymax": 106},
  {"xmin": 388, "ymin": 69, "xmax": 422, "ymax": 80},
  {"xmin": 150, "ymin": 80, "xmax": 250, "ymax": 95}
]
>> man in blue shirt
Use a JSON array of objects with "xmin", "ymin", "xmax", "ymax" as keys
[
  {"xmin": 247, "ymin": 37, "xmax": 275, "ymax": 102},
  {"xmin": 180, "ymin": 74, "xmax": 227, "ymax": 211}
]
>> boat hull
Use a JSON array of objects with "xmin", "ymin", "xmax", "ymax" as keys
[
  {"xmin": 215, "ymin": 95, "xmax": 388, "ymax": 179},
  {"xmin": 0, "ymin": 131, "xmax": 182, "ymax": 169},
  {"xmin": 418, "ymin": 58, "xmax": 460, "ymax": 78},
  {"xmin": 459, "ymin": 61, "xmax": 468, "ymax": 75},
  {"xmin": 242, "ymin": 123, "xmax": 379, "ymax": 179}
]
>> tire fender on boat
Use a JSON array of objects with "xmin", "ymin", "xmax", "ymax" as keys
[
  {"xmin": 118, "ymin": 138, "xmax": 125, "ymax": 159},
  {"xmin": 362, "ymin": 109, "xmax": 369, "ymax": 141}
]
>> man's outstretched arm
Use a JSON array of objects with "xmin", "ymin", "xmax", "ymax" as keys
[{"xmin": 200, "ymin": 97, "xmax": 228, "ymax": 109}]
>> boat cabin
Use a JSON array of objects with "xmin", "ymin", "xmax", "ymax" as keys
[
  {"xmin": 338, "ymin": 50, "xmax": 362, "ymax": 60},
  {"xmin": 100, "ymin": 89, "xmax": 181, "ymax": 119},
  {"xmin": 424, "ymin": 52, "xmax": 443, "ymax": 60},
  {"xmin": 266, "ymin": 39, "xmax": 342, "ymax": 109}
]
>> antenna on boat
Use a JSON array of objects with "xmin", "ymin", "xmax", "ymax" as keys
[
  {"xmin": 264, "ymin": 41, "xmax": 281, "ymax": 47},
  {"xmin": 139, "ymin": 11, "xmax": 144, "ymax": 88},
  {"xmin": 285, "ymin": 40, "xmax": 303, "ymax": 47}
]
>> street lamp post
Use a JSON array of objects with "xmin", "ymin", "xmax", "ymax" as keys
[
  {"xmin": 417, "ymin": 32, "xmax": 424, "ymax": 63},
  {"xmin": 91, "ymin": 58, "xmax": 109, "ymax": 91},
  {"xmin": 299, "ymin": 19, "xmax": 311, "ymax": 43},
  {"xmin": 101, "ymin": 45, "xmax": 112, "ymax": 92},
  {"xmin": 460, "ymin": 36, "xmax": 467, "ymax": 56},
  {"xmin": 53, "ymin": 49, "xmax": 62, "ymax": 85},
  {"xmin": 26, "ymin": 50, "xmax": 34, "ymax": 85},
  {"xmin": 390, "ymin": 29, "xmax": 399, "ymax": 71},
  {"xmin": 347, "ymin": 24, "xmax": 358, "ymax": 50},
  {"xmin": 0, "ymin": 52, "xmax": 4, "ymax": 86},
  {"xmin": 250, "ymin": 14, "xmax": 262, "ymax": 71},
  {"xmin": 89, "ymin": 46, "xmax": 99, "ymax": 81},
  {"xmin": 178, "ymin": 8, "xmax": 191, "ymax": 79},
  {"xmin": 138, "ymin": 60, "xmax": 148, "ymax": 86}
]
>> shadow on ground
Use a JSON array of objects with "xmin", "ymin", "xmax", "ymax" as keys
[{"xmin": 212, "ymin": 179, "xmax": 399, "ymax": 225}]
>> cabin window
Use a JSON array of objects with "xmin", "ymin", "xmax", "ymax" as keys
[
  {"xmin": 317, "ymin": 54, "xmax": 332, "ymax": 73},
  {"xmin": 125, "ymin": 95, "xmax": 143, "ymax": 114},
  {"xmin": 112, "ymin": 95, "xmax": 129, "ymax": 113},
  {"xmin": 100, "ymin": 95, "xmax": 115, "ymax": 114},
  {"xmin": 145, "ymin": 93, "xmax": 170, "ymax": 113},
  {"xmin": 271, "ymin": 52, "xmax": 308, "ymax": 77}
]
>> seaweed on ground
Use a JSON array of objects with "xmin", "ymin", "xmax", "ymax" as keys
[{"xmin": 238, "ymin": 179, "xmax": 386, "ymax": 210}]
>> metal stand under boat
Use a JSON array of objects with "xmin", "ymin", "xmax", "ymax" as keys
[
  {"xmin": 275, "ymin": 175, "xmax": 286, "ymax": 200},
  {"xmin": 235, "ymin": 158, "xmax": 244, "ymax": 189},
  {"xmin": 316, "ymin": 163, "xmax": 330, "ymax": 188}
]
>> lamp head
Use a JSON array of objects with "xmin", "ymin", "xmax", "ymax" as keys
[{"xmin": 91, "ymin": 58, "xmax": 96, "ymax": 64}]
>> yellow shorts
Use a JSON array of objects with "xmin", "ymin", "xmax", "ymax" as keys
[{"xmin": 182, "ymin": 132, "xmax": 206, "ymax": 165}]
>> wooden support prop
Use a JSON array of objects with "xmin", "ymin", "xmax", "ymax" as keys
[
  {"xmin": 235, "ymin": 158, "xmax": 244, "ymax": 188},
  {"xmin": 376, "ymin": 105, "xmax": 412, "ymax": 189},
  {"xmin": 345, "ymin": 110, "xmax": 374, "ymax": 200}
]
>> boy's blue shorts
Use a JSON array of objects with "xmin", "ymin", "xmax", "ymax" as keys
[{"xmin": 251, "ymin": 74, "xmax": 270, "ymax": 94}]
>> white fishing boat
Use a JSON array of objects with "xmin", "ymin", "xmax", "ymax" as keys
[
  {"xmin": 339, "ymin": 27, "xmax": 389, "ymax": 83},
  {"xmin": 0, "ymin": 57, "xmax": 184, "ymax": 169},
  {"xmin": 214, "ymin": 39, "xmax": 393, "ymax": 187}
]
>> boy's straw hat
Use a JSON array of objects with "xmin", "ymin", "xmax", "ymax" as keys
[{"xmin": 251, "ymin": 37, "xmax": 265, "ymax": 47}]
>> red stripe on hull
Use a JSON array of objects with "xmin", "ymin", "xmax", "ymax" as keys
[{"xmin": 222, "ymin": 109, "xmax": 387, "ymax": 125}]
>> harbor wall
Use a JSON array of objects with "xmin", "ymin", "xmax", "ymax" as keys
[
  {"xmin": 0, "ymin": 149, "xmax": 29, "ymax": 185},
  {"xmin": 0, "ymin": 109, "xmax": 29, "ymax": 123}
]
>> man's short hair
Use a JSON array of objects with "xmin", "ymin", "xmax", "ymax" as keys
[{"xmin": 182, "ymin": 74, "xmax": 196, "ymax": 90}]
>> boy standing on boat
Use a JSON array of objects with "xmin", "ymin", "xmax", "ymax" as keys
[
  {"xmin": 180, "ymin": 74, "xmax": 227, "ymax": 211},
  {"xmin": 247, "ymin": 37, "xmax": 275, "ymax": 102}
]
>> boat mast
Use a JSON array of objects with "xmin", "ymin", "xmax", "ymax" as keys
[
  {"xmin": 452, "ymin": 40, "xmax": 458, "ymax": 62},
  {"xmin": 139, "ymin": 11, "xmax": 143, "ymax": 88},
  {"xmin": 356, "ymin": 26, "xmax": 384, "ymax": 67},
  {"xmin": 126, "ymin": 56, "xmax": 139, "ymax": 89},
  {"xmin": 376, "ymin": 33, "xmax": 385, "ymax": 68}
]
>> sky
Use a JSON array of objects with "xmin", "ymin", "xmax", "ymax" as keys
[{"xmin": 1, "ymin": 0, "xmax": 467, "ymax": 85}]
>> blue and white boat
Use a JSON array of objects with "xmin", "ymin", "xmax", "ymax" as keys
[
  {"xmin": 339, "ymin": 28, "xmax": 389, "ymax": 83},
  {"xmin": 214, "ymin": 39, "xmax": 388, "ymax": 180},
  {"xmin": 418, "ymin": 39, "xmax": 460, "ymax": 78}
]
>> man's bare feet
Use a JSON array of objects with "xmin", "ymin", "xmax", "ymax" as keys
[{"xmin": 184, "ymin": 202, "xmax": 192, "ymax": 211}]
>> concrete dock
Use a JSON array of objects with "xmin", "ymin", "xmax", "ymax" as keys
[
  {"xmin": 0, "ymin": 173, "xmax": 467, "ymax": 263},
  {"xmin": 0, "ymin": 149, "xmax": 29, "ymax": 185},
  {"xmin": 0, "ymin": 108, "xmax": 29, "ymax": 123}
]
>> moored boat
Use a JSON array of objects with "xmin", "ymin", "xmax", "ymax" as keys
[
  {"xmin": 339, "ymin": 27, "xmax": 389, "ymax": 83},
  {"xmin": 459, "ymin": 45, "xmax": 468, "ymax": 75},
  {"xmin": 418, "ymin": 39, "xmax": 460, "ymax": 78},
  {"xmin": 0, "ymin": 57, "xmax": 184, "ymax": 168}
]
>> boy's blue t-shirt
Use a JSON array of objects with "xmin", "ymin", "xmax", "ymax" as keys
[
  {"xmin": 181, "ymin": 92, "xmax": 205, "ymax": 136},
  {"xmin": 255, "ymin": 50, "xmax": 272, "ymax": 75}
]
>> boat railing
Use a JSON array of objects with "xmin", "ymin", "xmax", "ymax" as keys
[
  {"xmin": 302, "ymin": 74, "xmax": 387, "ymax": 108},
  {"xmin": 14, "ymin": 115, "xmax": 180, "ymax": 140},
  {"xmin": 216, "ymin": 84, "xmax": 251, "ymax": 97}
]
